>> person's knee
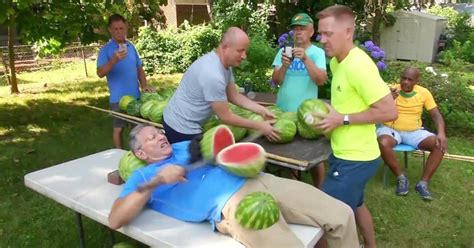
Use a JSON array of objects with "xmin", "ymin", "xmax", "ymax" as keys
[
  {"xmin": 113, "ymin": 128, "xmax": 123, "ymax": 135},
  {"xmin": 378, "ymin": 135, "xmax": 395, "ymax": 149}
]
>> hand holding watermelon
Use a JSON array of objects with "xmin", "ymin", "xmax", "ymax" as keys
[{"xmin": 312, "ymin": 103, "xmax": 344, "ymax": 133}]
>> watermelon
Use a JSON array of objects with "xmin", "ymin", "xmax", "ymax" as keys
[
  {"xmin": 126, "ymin": 100, "xmax": 142, "ymax": 117},
  {"xmin": 113, "ymin": 242, "xmax": 136, "ymax": 248},
  {"xmin": 202, "ymin": 115, "xmax": 221, "ymax": 132},
  {"xmin": 200, "ymin": 125, "xmax": 235, "ymax": 161},
  {"xmin": 235, "ymin": 191, "xmax": 280, "ymax": 230},
  {"xmin": 159, "ymin": 88, "xmax": 175, "ymax": 100},
  {"xmin": 226, "ymin": 125, "xmax": 248, "ymax": 142},
  {"xmin": 297, "ymin": 120, "xmax": 321, "ymax": 139},
  {"xmin": 266, "ymin": 105, "xmax": 283, "ymax": 118},
  {"xmin": 230, "ymin": 104, "xmax": 252, "ymax": 118},
  {"xmin": 297, "ymin": 99, "xmax": 329, "ymax": 135},
  {"xmin": 119, "ymin": 95, "xmax": 136, "ymax": 111},
  {"xmin": 247, "ymin": 113, "xmax": 264, "ymax": 136},
  {"xmin": 149, "ymin": 101, "xmax": 167, "ymax": 123},
  {"xmin": 118, "ymin": 151, "xmax": 147, "ymax": 181},
  {"xmin": 279, "ymin": 112, "xmax": 297, "ymax": 124},
  {"xmin": 271, "ymin": 119, "xmax": 297, "ymax": 143},
  {"xmin": 140, "ymin": 100, "xmax": 159, "ymax": 119},
  {"xmin": 140, "ymin": 92, "xmax": 162, "ymax": 103},
  {"xmin": 216, "ymin": 142, "xmax": 266, "ymax": 178}
]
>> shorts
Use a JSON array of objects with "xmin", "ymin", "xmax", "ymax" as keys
[
  {"xmin": 376, "ymin": 125, "xmax": 435, "ymax": 149},
  {"xmin": 322, "ymin": 154, "xmax": 381, "ymax": 210},
  {"xmin": 110, "ymin": 103, "xmax": 127, "ymax": 128},
  {"xmin": 162, "ymin": 117, "xmax": 200, "ymax": 144}
]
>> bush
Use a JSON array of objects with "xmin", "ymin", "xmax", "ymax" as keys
[
  {"xmin": 234, "ymin": 34, "xmax": 277, "ymax": 93},
  {"xmin": 135, "ymin": 23, "xmax": 221, "ymax": 74},
  {"xmin": 427, "ymin": 6, "xmax": 472, "ymax": 44},
  {"xmin": 383, "ymin": 61, "xmax": 474, "ymax": 136},
  {"xmin": 441, "ymin": 32, "xmax": 474, "ymax": 64}
]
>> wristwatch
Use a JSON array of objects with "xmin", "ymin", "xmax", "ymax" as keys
[{"xmin": 343, "ymin": 115, "xmax": 350, "ymax": 125}]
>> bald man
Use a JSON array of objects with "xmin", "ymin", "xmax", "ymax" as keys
[
  {"xmin": 162, "ymin": 27, "xmax": 279, "ymax": 144},
  {"xmin": 377, "ymin": 67, "xmax": 447, "ymax": 201},
  {"xmin": 315, "ymin": 5, "xmax": 397, "ymax": 247}
]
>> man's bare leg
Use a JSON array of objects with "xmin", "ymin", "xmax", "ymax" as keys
[
  {"xmin": 355, "ymin": 204, "xmax": 376, "ymax": 248},
  {"xmin": 113, "ymin": 127, "xmax": 124, "ymax": 149}
]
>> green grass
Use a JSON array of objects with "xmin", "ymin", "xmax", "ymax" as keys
[{"xmin": 1, "ymin": 63, "xmax": 473, "ymax": 247}]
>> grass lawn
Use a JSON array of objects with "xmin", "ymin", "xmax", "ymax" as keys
[{"xmin": 1, "ymin": 62, "xmax": 473, "ymax": 247}]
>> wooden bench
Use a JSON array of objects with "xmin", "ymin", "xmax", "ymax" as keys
[{"xmin": 24, "ymin": 149, "xmax": 323, "ymax": 247}]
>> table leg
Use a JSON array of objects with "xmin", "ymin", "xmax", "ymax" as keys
[
  {"xmin": 75, "ymin": 212, "xmax": 86, "ymax": 248},
  {"xmin": 109, "ymin": 228, "xmax": 116, "ymax": 246}
]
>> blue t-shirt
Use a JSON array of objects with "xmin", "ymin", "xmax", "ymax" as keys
[
  {"xmin": 119, "ymin": 141, "xmax": 246, "ymax": 230},
  {"xmin": 97, "ymin": 39, "xmax": 142, "ymax": 103},
  {"xmin": 272, "ymin": 45, "xmax": 327, "ymax": 112}
]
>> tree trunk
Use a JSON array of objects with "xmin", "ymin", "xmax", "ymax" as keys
[
  {"xmin": 7, "ymin": 0, "xmax": 19, "ymax": 94},
  {"xmin": 371, "ymin": 1, "xmax": 383, "ymax": 45}
]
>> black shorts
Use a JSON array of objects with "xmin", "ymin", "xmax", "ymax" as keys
[{"xmin": 110, "ymin": 103, "xmax": 127, "ymax": 128}]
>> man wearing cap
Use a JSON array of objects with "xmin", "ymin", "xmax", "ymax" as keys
[{"xmin": 272, "ymin": 13, "xmax": 328, "ymax": 188}]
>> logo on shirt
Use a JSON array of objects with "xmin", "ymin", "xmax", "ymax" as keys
[{"xmin": 289, "ymin": 59, "xmax": 307, "ymax": 72}]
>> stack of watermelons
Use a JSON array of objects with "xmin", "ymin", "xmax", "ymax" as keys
[{"xmin": 118, "ymin": 89, "xmax": 173, "ymax": 124}]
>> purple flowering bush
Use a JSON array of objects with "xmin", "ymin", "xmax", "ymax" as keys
[
  {"xmin": 361, "ymin": 40, "xmax": 388, "ymax": 72},
  {"xmin": 277, "ymin": 30, "xmax": 294, "ymax": 48}
]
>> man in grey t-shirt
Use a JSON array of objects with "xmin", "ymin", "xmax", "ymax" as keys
[{"xmin": 162, "ymin": 27, "xmax": 279, "ymax": 144}]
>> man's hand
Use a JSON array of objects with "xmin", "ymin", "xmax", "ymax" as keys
[
  {"xmin": 281, "ymin": 54, "xmax": 292, "ymax": 68},
  {"xmin": 137, "ymin": 165, "xmax": 187, "ymax": 192},
  {"xmin": 436, "ymin": 133, "xmax": 448, "ymax": 153},
  {"xmin": 142, "ymin": 85, "xmax": 156, "ymax": 93},
  {"xmin": 390, "ymin": 87, "xmax": 400, "ymax": 99},
  {"xmin": 258, "ymin": 107, "xmax": 276, "ymax": 121},
  {"xmin": 314, "ymin": 103, "xmax": 344, "ymax": 133},
  {"xmin": 292, "ymin": 47, "xmax": 307, "ymax": 61},
  {"xmin": 114, "ymin": 49, "xmax": 127, "ymax": 61},
  {"xmin": 257, "ymin": 120, "xmax": 280, "ymax": 142}
]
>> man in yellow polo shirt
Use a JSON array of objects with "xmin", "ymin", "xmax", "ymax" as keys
[
  {"xmin": 377, "ymin": 67, "xmax": 447, "ymax": 201},
  {"xmin": 317, "ymin": 5, "xmax": 398, "ymax": 248}
]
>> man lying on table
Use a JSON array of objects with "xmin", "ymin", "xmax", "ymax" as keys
[{"xmin": 108, "ymin": 124, "xmax": 359, "ymax": 248}]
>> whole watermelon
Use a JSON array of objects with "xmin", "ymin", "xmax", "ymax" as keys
[
  {"xmin": 235, "ymin": 191, "xmax": 280, "ymax": 230},
  {"xmin": 271, "ymin": 119, "xmax": 297, "ymax": 143},
  {"xmin": 230, "ymin": 104, "xmax": 252, "ymax": 118},
  {"xmin": 140, "ymin": 100, "xmax": 159, "ymax": 119},
  {"xmin": 119, "ymin": 95, "xmax": 136, "ymax": 111},
  {"xmin": 247, "ymin": 113, "xmax": 264, "ymax": 136},
  {"xmin": 227, "ymin": 125, "xmax": 248, "ymax": 142},
  {"xmin": 266, "ymin": 105, "xmax": 283, "ymax": 118},
  {"xmin": 279, "ymin": 112, "xmax": 297, "ymax": 124},
  {"xmin": 202, "ymin": 115, "xmax": 220, "ymax": 132},
  {"xmin": 297, "ymin": 99, "xmax": 329, "ymax": 134},
  {"xmin": 149, "ymin": 101, "xmax": 167, "ymax": 123},
  {"xmin": 140, "ymin": 92, "xmax": 162, "ymax": 103},
  {"xmin": 118, "ymin": 151, "xmax": 147, "ymax": 181},
  {"xmin": 297, "ymin": 120, "xmax": 321, "ymax": 139},
  {"xmin": 126, "ymin": 100, "xmax": 142, "ymax": 117}
]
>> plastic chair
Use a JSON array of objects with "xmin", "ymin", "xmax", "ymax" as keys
[{"xmin": 382, "ymin": 143, "xmax": 425, "ymax": 186}]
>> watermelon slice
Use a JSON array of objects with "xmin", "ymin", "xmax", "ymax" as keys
[
  {"xmin": 216, "ymin": 142, "xmax": 266, "ymax": 178},
  {"xmin": 200, "ymin": 125, "xmax": 235, "ymax": 161}
]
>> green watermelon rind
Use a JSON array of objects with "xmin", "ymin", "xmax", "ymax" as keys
[
  {"xmin": 296, "ymin": 120, "xmax": 321, "ymax": 139},
  {"xmin": 118, "ymin": 151, "xmax": 147, "ymax": 181},
  {"xmin": 235, "ymin": 191, "xmax": 280, "ymax": 230},
  {"xmin": 272, "ymin": 119, "xmax": 297, "ymax": 143},
  {"xmin": 119, "ymin": 95, "xmax": 136, "ymax": 111},
  {"xmin": 297, "ymin": 99, "xmax": 328, "ymax": 135},
  {"xmin": 216, "ymin": 142, "xmax": 266, "ymax": 178},
  {"xmin": 126, "ymin": 100, "xmax": 142, "ymax": 117},
  {"xmin": 200, "ymin": 125, "xmax": 235, "ymax": 161},
  {"xmin": 148, "ymin": 101, "xmax": 167, "ymax": 123}
]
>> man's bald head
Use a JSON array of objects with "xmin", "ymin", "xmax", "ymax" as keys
[
  {"xmin": 400, "ymin": 66, "xmax": 420, "ymax": 93},
  {"xmin": 403, "ymin": 66, "xmax": 420, "ymax": 80},
  {"xmin": 220, "ymin": 27, "xmax": 249, "ymax": 47}
]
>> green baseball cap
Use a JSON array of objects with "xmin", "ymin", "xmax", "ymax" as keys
[{"xmin": 290, "ymin": 13, "xmax": 313, "ymax": 27}]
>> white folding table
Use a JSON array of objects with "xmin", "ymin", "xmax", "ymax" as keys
[{"xmin": 24, "ymin": 149, "xmax": 322, "ymax": 247}]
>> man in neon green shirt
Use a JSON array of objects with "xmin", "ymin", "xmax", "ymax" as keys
[
  {"xmin": 272, "ymin": 12, "xmax": 328, "ymax": 188},
  {"xmin": 316, "ymin": 5, "xmax": 398, "ymax": 248}
]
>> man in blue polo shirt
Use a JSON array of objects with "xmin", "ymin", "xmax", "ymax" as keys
[
  {"xmin": 97, "ymin": 14, "xmax": 154, "ymax": 149},
  {"xmin": 108, "ymin": 124, "xmax": 360, "ymax": 248}
]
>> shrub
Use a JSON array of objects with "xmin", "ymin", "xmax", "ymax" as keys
[{"xmin": 135, "ymin": 23, "xmax": 221, "ymax": 74}]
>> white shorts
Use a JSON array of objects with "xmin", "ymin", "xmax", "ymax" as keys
[{"xmin": 376, "ymin": 125, "xmax": 435, "ymax": 149}]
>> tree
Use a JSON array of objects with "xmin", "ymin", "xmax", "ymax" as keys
[{"xmin": 0, "ymin": 0, "xmax": 166, "ymax": 94}]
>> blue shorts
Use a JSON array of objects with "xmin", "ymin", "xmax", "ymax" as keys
[
  {"xmin": 376, "ymin": 125, "xmax": 435, "ymax": 149},
  {"xmin": 322, "ymin": 154, "xmax": 381, "ymax": 210}
]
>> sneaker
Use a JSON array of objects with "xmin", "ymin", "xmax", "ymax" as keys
[
  {"xmin": 415, "ymin": 183, "xmax": 434, "ymax": 201},
  {"xmin": 396, "ymin": 178, "xmax": 409, "ymax": 196}
]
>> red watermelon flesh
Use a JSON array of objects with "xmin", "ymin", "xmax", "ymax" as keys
[{"xmin": 216, "ymin": 142, "xmax": 266, "ymax": 178}]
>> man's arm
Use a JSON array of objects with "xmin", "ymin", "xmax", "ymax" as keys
[
  {"xmin": 211, "ymin": 101, "xmax": 279, "ymax": 141},
  {"xmin": 97, "ymin": 50, "xmax": 126, "ymax": 78},
  {"xmin": 137, "ymin": 66, "xmax": 154, "ymax": 92},
  {"xmin": 271, "ymin": 55, "xmax": 291, "ymax": 85},
  {"xmin": 108, "ymin": 165, "xmax": 187, "ymax": 230},
  {"xmin": 316, "ymin": 94, "xmax": 398, "ymax": 133},
  {"xmin": 293, "ymin": 47, "xmax": 327, "ymax": 86},
  {"xmin": 429, "ymin": 107, "xmax": 448, "ymax": 152}
]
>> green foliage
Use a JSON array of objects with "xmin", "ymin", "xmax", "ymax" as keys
[
  {"xmin": 428, "ymin": 6, "xmax": 472, "ymax": 44},
  {"xmin": 234, "ymin": 35, "xmax": 277, "ymax": 93},
  {"xmin": 441, "ymin": 33, "xmax": 474, "ymax": 64},
  {"xmin": 32, "ymin": 38, "xmax": 62, "ymax": 58},
  {"xmin": 135, "ymin": 24, "xmax": 221, "ymax": 74}
]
